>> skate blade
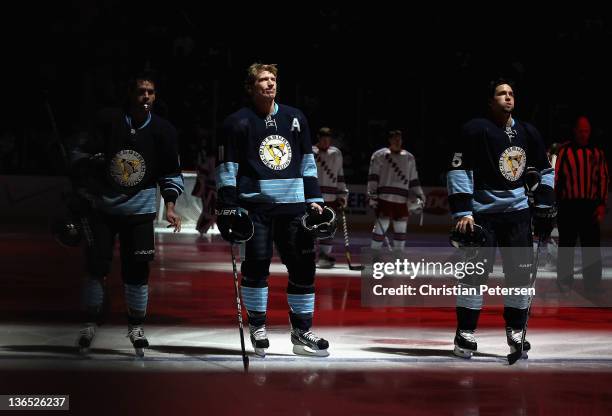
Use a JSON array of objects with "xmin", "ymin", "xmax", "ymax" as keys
[
  {"xmin": 78, "ymin": 347, "xmax": 90, "ymax": 355},
  {"xmin": 134, "ymin": 347, "xmax": 145, "ymax": 358},
  {"xmin": 253, "ymin": 347, "xmax": 267, "ymax": 358},
  {"xmin": 292, "ymin": 345, "xmax": 329, "ymax": 357},
  {"xmin": 453, "ymin": 345, "xmax": 474, "ymax": 359}
]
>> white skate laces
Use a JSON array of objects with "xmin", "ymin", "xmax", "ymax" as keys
[
  {"xmin": 459, "ymin": 329, "xmax": 476, "ymax": 343},
  {"xmin": 251, "ymin": 325, "xmax": 267, "ymax": 341},
  {"xmin": 127, "ymin": 326, "xmax": 146, "ymax": 342},
  {"xmin": 301, "ymin": 330, "xmax": 322, "ymax": 343},
  {"xmin": 79, "ymin": 325, "xmax": 96, "ymax": 339},
  {"xmin": 508, "ymin": 329, "xmax": 523, "ymax": 344},
  {"xmin": 77, "ymin": 323, "xmax": 97, "ymax": 352}
]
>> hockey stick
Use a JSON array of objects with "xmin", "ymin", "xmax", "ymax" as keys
[
  {"xmin": 507, "ymin": 237, "xmax": 542, "ymax": 365},
  {"xmin": 230, "ymin": 242, "xmax": 249, "ymax": 373},
  {"xmin": 340, "ymin": 208, "xmax": 364, "ymax": 270},
  {"xmin": 375, "ymin": 216, "xmax": 393, "ymax": 251}
]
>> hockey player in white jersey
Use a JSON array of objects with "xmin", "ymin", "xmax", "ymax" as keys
[
  {"xmin": 313, "ymin": 127, "xmax": 348, "ymax": 268},
  {"xmin": 367, "ymin": 130, "xmax": 425, "ymax": 251}
]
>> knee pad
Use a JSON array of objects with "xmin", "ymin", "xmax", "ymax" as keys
[
  {"xmin": 121, "ymin": 261, "xmax": 150, "ymax": 285},
  {"xmin": 86, "ymin": 252, "xmax": 111, "ymax": 279},
  {"xmin": 241, "ymin": 259, "xmax": 270, "ymax": 288},
  {"xmin": 286, "ymin": 257, "xmax": 316, "ymax": 293}
]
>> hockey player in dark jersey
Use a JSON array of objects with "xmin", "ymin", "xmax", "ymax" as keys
[
  {"xmin": 71, "ymin": 72, "xmax": 184, "ymax": 356},
  {"xmin": 446, "ymin": 78, "xmax": 555, "ymax": 359},
  {"xmin": 215, "ymin": 63, "xmax": 329, "ymax": 357}
]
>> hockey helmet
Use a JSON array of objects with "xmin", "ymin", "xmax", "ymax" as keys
[
  {"xmin": 302, "ymin": 206, "xmax": 337, "ymax": 240},
  {"xmin": 449, "ymin": 223, "xmax": 489, "ymax": 248},
  {"xmin": 215, "ymin": 207, "xmax": 254, "ymax": 243},
  {"xmin": 52, "ymin": 218, "xmax": 82, "ymax": 247}
]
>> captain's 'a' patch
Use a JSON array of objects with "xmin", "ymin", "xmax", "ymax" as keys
[{"xmin": 291, "ymin": 117, "xmax": 301, "ymax": 132}]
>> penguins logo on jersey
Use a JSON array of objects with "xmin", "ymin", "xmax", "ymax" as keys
[
  {"xmin": 259, "ymin": 135, "xmax": 292, "ymax": 170},
  {"xmin": 109, "ymin": 149, "xmax": 146, "ymax": 187},
  {"xmin": 499, "ymin": 146, "xmax": 526, "ymax": 181}
]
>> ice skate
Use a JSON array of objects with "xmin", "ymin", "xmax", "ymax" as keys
[
  {"xmin": 76, "ymin": 323, "xmax": 96, "ymax": 354},
  {"xmin": 249, "ymin": 324, "xmax": 269, "ymax": 357},
  {"xmin": 291, "ymin": 328, "xmax": 329, "ymax": 357},
  {"xmin": 127, "ymin": 325, "xmax": 149, "ymax": 357},
  {"xmin": 506, "ymin": 327, "xmax": 530, "ymax": 359},
  {"xmin": 453, "ymin": 329, "xmax": 477, "ymax": 358}
]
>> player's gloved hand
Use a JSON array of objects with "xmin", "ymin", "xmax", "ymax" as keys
[
  {"xmin": 215, "ymin": 206, "xmax": 254, "ymax": 243},
  {"xmin": 368, "ymin": 197, "xmax": 378, "ymax": 210},
  {"xmin": 533, "ymin": 206, "xmax": 557, "ymax": 240},
  {"xmin": 336, "ymin": 197, "xmax": 347, "ymax": 209}
]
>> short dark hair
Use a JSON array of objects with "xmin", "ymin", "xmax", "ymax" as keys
[
  {"xmin": 387, "ymin": 129, "xmax": 402, "ymax": 138},
  {"xmin": 317, "ymin": 127, "xmax": 333, "ymax": 138},
  {"xmin": 488, "ymin": 77, "xmax": 515, "ymax": 99},
  {"xmin": 127, "ymin": 71, "xmax": 158, "ymax": 92}
]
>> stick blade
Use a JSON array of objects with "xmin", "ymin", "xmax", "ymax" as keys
[
  {"xmin": 507, "ymin": 351, "xmax": 522, "ymax": 365},
  {"xmin": 243, "ymin": 355, "xmax": 250, "ymax": 373},
  {"xmin": 349, "ymin": 265, "xmax": 365, "ymax": 271}
]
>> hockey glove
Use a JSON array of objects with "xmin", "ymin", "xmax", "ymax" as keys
[
  {"xmin": 215, "ymin": 207, "xmax": 254, "ymax": 243},
  {"xmin": 533, "ymin": 206, "xmax": 557, "ymax": 240}
]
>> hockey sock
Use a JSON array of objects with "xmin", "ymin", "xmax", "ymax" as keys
[
  {"xmin": 124, "ymin": 284, "xmax": 148, "ymax": 325},
  {"xmin": 83, "ymin": 277, "xmax": 104, "ymax": 322},
  {"xmin": 503, "ymin": 307, "xmax": 528, "ymax": 329},
  {"xmin": 371, "ymin": 217, "xmax": 390, "ymax": 249},
  {"xmin": 287, "ymin": 292, "xmax": 315, "ymax": 330},
  {"xmin": 241, "ymin": 285, "xmax": 268, "ymax": 326},
  {"xmin": 392, "ymin": 220, "xmax": 407, "ymax": 249},
  {"xmin": 456, "ymin": 307, "xmax": 481, "ymax": 331}
]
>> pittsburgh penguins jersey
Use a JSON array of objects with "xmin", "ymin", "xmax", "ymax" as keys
[
  {"xmin": 216, "ymin": 103, "xmax": 323, "ymax": 215},
  {"xmin": 312, "ymin": 145, "xmax": 348, "ymax": 203},
  {"xmin": 71, "ymin": 108, "xmax": 184, "ymax": 215},
  {"xmin": 367, "ymin": 148, "xmax": 424, "ymax": 204},
  {"xmin": 446, "ymin": 117, "xmax": 554, "ymax": 219}
]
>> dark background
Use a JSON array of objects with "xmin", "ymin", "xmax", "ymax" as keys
[{"xmin": 3, "ymin": 4, "xmax": 611, "ymax": 186}]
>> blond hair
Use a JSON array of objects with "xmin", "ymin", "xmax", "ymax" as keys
[{"xmin": 244, "ymin": 63, "xmax": 278, "ymax": 94}]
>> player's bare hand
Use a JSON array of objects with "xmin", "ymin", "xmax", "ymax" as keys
[
  {"xmin": 309, "ymin": 202, "xmax": 323, "ymax": 214},
  {"xmin": 166, "ymin": 203, "xmax": 182, "ymax": 233},
  {"xmin": 455, "ymin": 215, "xmax": 474, "ymax": 233}
]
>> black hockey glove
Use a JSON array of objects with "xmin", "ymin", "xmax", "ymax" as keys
[
  {"xmin": 533, "ymin": 206, "xmax": 557, "ymax": 240},
  {"xmin": 215, "ymin": 207, "xmax": 254, "ymax": 243}
]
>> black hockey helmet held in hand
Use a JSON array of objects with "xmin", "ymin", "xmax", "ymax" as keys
[
  {"xmin": 449, "ymin": 223, "xmax": 489, "ymax": 248},
  {"xmin": 215, "ymin": 207, "xmax": 254, "ymax": 243},
  {"xmin": 302, "ymin": 206, "xmax": 337, "ymax": 240},
  {"xmin": 52, "ymin": 218, "xmax": 82, "ymax": 247}
]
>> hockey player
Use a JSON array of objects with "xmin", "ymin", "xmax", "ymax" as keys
[
  {"xmin": 447, "ymin": 78, "xmax": 555, "ymax": 359},
  {"xmin": 72, "ymin": 72, "xmax": 183, "ymax": 356},
  {"xmin": 313, "ymin": 127, "xmax": 348, "ymax": 268},
  {"xmin": 215, "ymin": 63, "xmax": 330, "ymax": 357},
  {"xmin": 367, "ymin": 130, "xmax": 425, "ymax": 251}
]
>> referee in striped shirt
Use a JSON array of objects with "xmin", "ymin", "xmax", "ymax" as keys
[{"xmin": 555, "ymin": 116, "xmax": 609, "ymax": 294}]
